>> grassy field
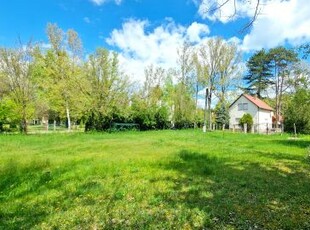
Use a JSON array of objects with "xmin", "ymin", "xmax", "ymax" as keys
[{"xmin": 0, "ymin": 130, "xmax": 309, "ymax": 229}]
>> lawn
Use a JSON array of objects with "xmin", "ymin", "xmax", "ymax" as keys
[{"xmin": 0, "ymin": 130, "xmax": 309, "ymax": 229}]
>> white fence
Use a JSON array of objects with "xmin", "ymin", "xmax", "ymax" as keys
[{"xmin": 230, "ymin": 123, "xmax": 283, "ymax": 134}]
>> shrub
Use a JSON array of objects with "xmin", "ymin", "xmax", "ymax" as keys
[{"xmin": 239, "ymin": 113, "xmax": 253, "ymax": 132}]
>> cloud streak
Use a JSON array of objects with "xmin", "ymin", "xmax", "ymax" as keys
[{"xmin": 89, "ymin": 0, "xmax": 122, "ymax": 6}]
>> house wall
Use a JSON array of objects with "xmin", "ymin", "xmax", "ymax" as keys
[
  {"xmin": 255, "ymin": 109, "xmax": 273, "ymax": 133},
  {"xmin": 229, "ymin": 95, "xmax": 272, "ymax": 133}
]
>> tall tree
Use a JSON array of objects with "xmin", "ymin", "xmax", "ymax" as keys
[
  {"xmin": 284, "ymin": 88, "xmax": 310, "ymax": 134},
  {"xmin": 131, "ymin": 65, "xmax": 169, "ymax": 130},
  {"xmin": 199, "ymin": 37, "xmax": 225, "ymax": 130},
  {"xmin": 268, "ymin": 46, "xmax": 298, "ymax": 128},
  {"xmin": 83, "ymin": 48, "xmax": 129, "ymax": 131},
  {"xmin": 192, "ymin": 51, "xmax": 208, "ymax": 127},
  {"xmin": 216, "ymin": 41, "xmax": 241, "ymax": 103},
  {"xmin": 243, "ymin": 49, "xmax": 272, "ymax": 98},
  {"xmin": 35, "ymin": 23, "xmax": 85, "ymax": 130},
  {"xmin": 174, "ymin": 42, "xmax": 196, "ymax": 128},
  {"xmin": 0, "ymin": 43, "xmax": 35, "ymax": 133}
]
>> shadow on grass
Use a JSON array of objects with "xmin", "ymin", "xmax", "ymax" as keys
[
  {"xmin": 253, "ymin": 149, "xmax": 306, "ymax": 162},
  {"xmin": 0, "ymin": 158, "xmax": 95, "ymax": 229},
  {"xmin": 159, "ymin": 150, "xmax": 310, "ymax": 229},
  {"xmin": 273, "ymin": 139, "xmax": 310, "ymax": 149}
]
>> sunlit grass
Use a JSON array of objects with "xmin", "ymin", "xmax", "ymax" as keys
[{"xmin": 0, "ymin": 130, "xmax": 309, "ymax": 229}]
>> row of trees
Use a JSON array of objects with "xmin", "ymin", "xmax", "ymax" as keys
[
  {"xmin": 1, "ymin": 23, "xmax": 309, "ymax": 134},
  {"xmin": 0, "ymin": 23, "xmax": 241, "ymax": 133}
]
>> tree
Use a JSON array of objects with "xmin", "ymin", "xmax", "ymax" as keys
[
  {"xmin": 192, "ymin": 51, "xmax": 208, "ymax": 127},
  {"xmin": 0, "ymin": 98, "xmax": 19, "ymax": 132},
  {"xmin": 243, "ymin": 49, "xmax": 272, "ymax": 98},
  {"xmin": 0, "ymin": 43, "xmax": 36, "ymax": 133},
  {"xmin": 199, "ymin": 37, "xmax": 227, "ymax": 130},
  {"xmin": 131, "ymin": 65, "xmax": 169, "ymax": 130},
  {"xmin": 268, "ymin": 46, "xmax": 298, "ymax": 128},
  {"xmin": 299, "ymin": 42, "xmax": 310, "ymax": 59},
  {"xmin": 216, "ymin": 41, "xmax": 241, "ymax": 103},
  {"xmin": 289, "ymin": 61, "xmax": 310, "ymax": 92},
  {"xmin": 173, "ymin": 82, "xmax": 196, "ymax": 129},
  {"xmin": 34, "ymin": 23, "xmax": 85, "ymax": 130},
  {"xmin": 174, "ymin": 42, "xmax": 196, "ymax": 128},
  {"xmin": 284, "ymin": 89, "xmax": 310, "ymax": 134},
  {"xmin": 177, "ymin": 42, "xmax": 194, "ymax": 87},
  {"xmin": 83, "ymin": 48, "xmax": 130, "ymax": 131},
  {"xmin": 214, "ymin": 102, "xmax": 230, "ymax": 129}
]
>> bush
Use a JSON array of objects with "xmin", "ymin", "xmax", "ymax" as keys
[
  {"xmin": 284, "ymin": 89, "xmax": 310, "ymax": 134},
  {"xmin": 239, "ymin": 113, "xmax": 253, "ymax": 132}
]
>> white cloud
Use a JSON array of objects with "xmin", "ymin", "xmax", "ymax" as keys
[
  {"xmin": 242, "ymin": 0, "xmax": 310, "ymax": 51},
  {"xmin": 89, "ymin": 0, "xmax": 122, "ymax": 6},
  {"xmin": 107, "ymin": 19, "xmax": 211, "ymax": 83},
  {"xmin": 186, "ymin": 22, "xmax": 210, "ymax": 43},
  {"xmin": 195, "ymin": 0, "xmax": 310, "ymax": 51},
  {"xmin": 83, "ymin": 17, "xmax": 91, "ymax": 24}
]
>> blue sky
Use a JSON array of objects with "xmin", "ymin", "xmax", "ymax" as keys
[
  {"xmin": 1, "ymin": 0, "xmax": 310, "ymax": 82},
  {"xmin": 0, "ymin": 0, "xmax": 241, "ymax": 51}
]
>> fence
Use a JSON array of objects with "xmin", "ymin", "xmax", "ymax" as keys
[{"xmin": 230, "ymin": 123, "xmax": 284, "ymax": 134}]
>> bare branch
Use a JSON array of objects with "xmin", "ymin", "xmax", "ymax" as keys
[{"xmin": 239, "ymin": 0, "xmax": 261, "ymax": 33}]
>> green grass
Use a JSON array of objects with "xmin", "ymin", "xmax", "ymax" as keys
[{"xmin": 0, "ymin": 130, "xmax": 309, "ymax": 229}]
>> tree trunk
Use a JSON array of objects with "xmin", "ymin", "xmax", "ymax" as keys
[
  {"xmin": 208, "ymin": 90, "xmax": 212, "ymax": 130},
  {"xmin": 21, "ymin": 105, "xmax": 28, "ymax": 134},
  {"xmin": 275, "ymin": 66, "xmax": 280, "ymax": 129},
  {"xmin": 195, "ymin": 82, "xmax": 199, "ymax": 128},
  {"xmin": 66, "ymin": 103, "xmax": 71, "ymax": 131},
  {"xmin": 203, "ymin": 88, "xmax": 208, "ymax": 132}
]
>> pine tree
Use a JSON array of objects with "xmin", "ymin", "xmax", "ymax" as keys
[
  {"xmin": 215, "ymin": 103, "xmax": 230, "ymax": 129},
  {"xmin": 243, "ymin": 49, "xmax": 272, "ymax": 98}
]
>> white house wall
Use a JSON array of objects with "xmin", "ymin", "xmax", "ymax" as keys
[
  {"xmin": 229, "ymin": 96, "xmax": 257, "ymax": 128},
  {"xmin": 229, "ymin": 95, "xmax": 273, "ymax": 133},
  {"xmin": 256, "ymin": 109, "xmax": 273, "ymax": 133}
]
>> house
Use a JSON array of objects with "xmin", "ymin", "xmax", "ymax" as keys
[{"xmin": 229, "ymin": 94, "xmax": 274, "ymax": 133}]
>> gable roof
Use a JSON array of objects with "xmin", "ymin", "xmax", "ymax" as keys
[{"xmin": 230, "ymin": 94, "xmax": 274, "ymax": 111}]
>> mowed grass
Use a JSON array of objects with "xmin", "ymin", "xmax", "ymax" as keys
[{"xmin": 0, "ymin": 130, "xmax": 310, "ymax": 229}]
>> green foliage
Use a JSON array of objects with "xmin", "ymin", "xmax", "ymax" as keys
[
  {"xmin": 173, "ymin": 83, "xmax": 196, "ymax": 129},
  {"xmin": 239, "ymin": 113, "xmax": 253, "ymax": 132},
  {"xmin": 83, "ymin": 48, "xmax": 130, "ymax": 132},
  {"xmin": 0, "ymin": 45, "xmax": 36, "ymax": 133},
  {"xmin": 130, "ymin": 95, "xmax": 169, "ymax": 130},
  {"xmin": 243, "ymin": 49, "xmax": 272, "ymax": 98},
  {"xmin": 214, "ymin": 102, "xmax": 230, "ymax": 128},
  {"xmin": 305, "ymin": 146, "xmax": 310, "ymax": 164},
  {"xmin": 0, "ymin": 131, "xmax": 310, "ymax": 229},
  {"xmin": 284, "ymin": 89, "xmax": 310, "ymax": 134},
  {"xmin": 0, "ymin": 98, "xmax": 18, "ymax": 132}
]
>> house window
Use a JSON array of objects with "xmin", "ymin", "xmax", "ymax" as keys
[
  {"xmin": 235, "ymin": 118, "xmax": 240, "ymax": 123},
  {"xmin": 238, "ymin": 103, "xmax": 248, "ymax": 111}
]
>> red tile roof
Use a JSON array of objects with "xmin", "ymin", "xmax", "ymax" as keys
[{"xmin": 243, "ymin": 94, "xmax": 274, "ymax": 111}]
